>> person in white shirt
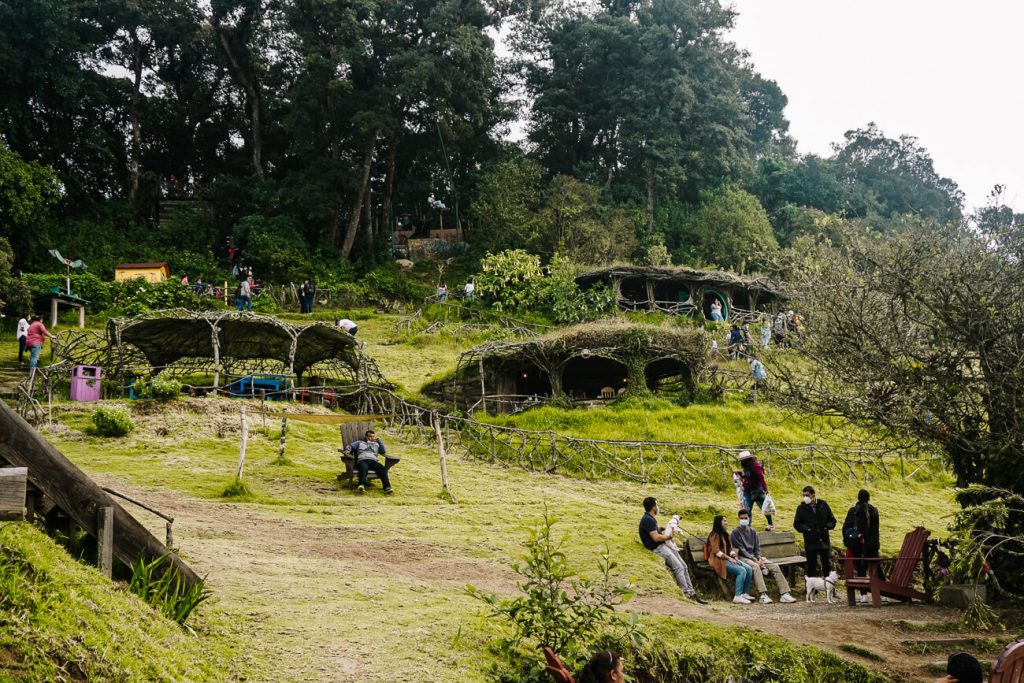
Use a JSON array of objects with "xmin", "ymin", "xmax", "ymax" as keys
[
  {"xmin": 464, "ymin": 280, "xmax": 475, "ymax": 301},
  {"xmin": 336, "ymin": 318, "xmax": 358, "ymax": 336},
  {"xmin": 16, "ymin": 314, "xmax": 29, "ymax": 366}
]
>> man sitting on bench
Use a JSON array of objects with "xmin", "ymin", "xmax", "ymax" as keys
[
  {"xmin": 347, "ymin": 430, "xmax": 394, "ymax": 495},
  {"xmin": 731, "ymin": 509, "xmax": 797, "ymax": 603}
]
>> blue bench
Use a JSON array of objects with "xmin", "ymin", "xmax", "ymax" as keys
[{"xmin": 228, "ymin": 374, "xmax": 287, "ymax": 398}]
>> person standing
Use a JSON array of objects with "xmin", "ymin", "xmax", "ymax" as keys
[
  {"xmin": 638, "ymin": 497, "xmax": 707, "ymax": 604},
  {"xmin": 464, "ymin": 279, "xmax": 475, "ymax": 302},
  {"xmin": 710, "ymin": 299, "xmax": 724, "ymax": 321},
  {"xmin": 760, "ymin": 316, "xmax": 772, "ymax": 349},
  {"xmin": 843, "ymin": 489, "xmax": 883, "ymax": 602},
  {"xmin": 235, "ymin": 277, "xmax": 251, "ymax": 312},
  {"xmin": 703, "ymin": 515, "xmax": 754, "ymax": 604},
  {"xmin": 300, "ymin": 279, "xmax": 315, "ymax": 314},
  {"xmin": 793, "ymin": 485, "xmax": 836, "ymax": 578},
  {"xmin": 437, "ymin": 282, "xmax": 447, "ymax": 303},
  {"xmin": 25, "ymin": 316, "xmax": 54, "ymax": 370},
  {"xmin": 16, "ymin": 314, "xmax": 29, "ymax": 366},
  {"xmin": 731, "ymin": 509, "xmax": 797, "ymax": 604},
  {"xmin": 737, "ymin": 451, "xmax": 774, "ymax": 530}
]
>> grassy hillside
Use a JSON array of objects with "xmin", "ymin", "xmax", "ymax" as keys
[{"xmin": 0, "ymin": 522, "xmax": 237, "ymax": 682}]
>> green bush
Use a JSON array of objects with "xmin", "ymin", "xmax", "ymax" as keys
[
  {"xmin": 91, "ymin": 406, "xmax": 135, "ymax": 437},
  {"xmin": 136, "ymin": 377, "xmax": 182, "ymax": 401}
]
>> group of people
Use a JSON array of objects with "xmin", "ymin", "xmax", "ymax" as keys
[
  {"xmin": 15, "ymin": 314, "xmax": 55, "ymax": 370},
  {"xmin": 638, "ymin": 450, "xmax": 892, "ymax": 607},
  {"xmin": 436, "ymin": 280, "xmax": 474, "ymax": 303}
]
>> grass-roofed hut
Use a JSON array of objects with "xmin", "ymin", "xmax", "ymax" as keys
[
  {"xmin": 423, "ymin": 320, "xmax": 708, "ymax": 413},
  {"xmin": 576, "ymin": 265, "xmax": 781, "ymax": 321},
  {"xmin": 54, "ymin": 309, "xmax": 383, "ymax": 389}
]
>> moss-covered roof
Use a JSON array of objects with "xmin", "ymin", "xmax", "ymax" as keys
[{"xmin": 575, "ymin": 264, "xmax": 781, "ymax": 295}]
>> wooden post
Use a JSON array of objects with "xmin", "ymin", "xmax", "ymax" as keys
[
  {"xmin": 478, "ymin": 358, "xmax": 486, "ymax": 414},
  {"xmin": 211, "ymin": 326, "xmax": 221, "ymax": 389},
  {"xmin": 277, "ymin": 414, "xmax": 288, "ymax": 463},
  {"xmin": 549, "ymin": 431, "xmax": 557, "ymax": 471},
  {"xmin": 97, "ymin": 506, "xmax": 114, "ymax": 578},
  {"xmin": 165, "ymin": 521, "xmax": 174, "ymax": 550},
  {"xmin": 261, "ymin": 390, "xmax": 267, "ymax": 431},
  {"xmin": 78, "ymin": 304, "xmax": 85, "ymax": 328},
  {"xmin": 50, "ymin": 297, "xmax": 58, "ymax": 327},
  {"xmin": 432, "ymin": 411, "xmax": 454, "ymax": 501},
  {"xmin": 236, "ymin": 405, "xmax": 248, "ymax": 480},
  {"xmin": 489, "ymin": 425, "xmax": 496, "ymax": 461},
  {"xmin": 0, "ymin": 467, "xmax": 28, "ymax": 521}
]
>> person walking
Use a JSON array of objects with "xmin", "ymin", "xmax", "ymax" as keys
[
  {"xmin": 704, "ymin": 515, "xmax": 754, "ymax": 604},
  {"xmin": 235, "ymin": 277, "xmax": 251, "ymax": 312},
  {"xmin": 25, "ymin": 316, "xmax": 54, "ymax": 370},
  {"xmin": 436, "ymin": 282, "xmax": 447, "ymax": 303},
  {"xmin": 736, "ymin": 451, "xmax": 774, "ymax": 530},
  {"xmin": 300, "ymin": 279, "xmax": 315, "ymax": 314},
  {"xmin": 843, "ymin": 489, "xmax": 883, "ymax": 602},
  {"xmin": 760, "ymin": 316, "xmax": 772, "ymax": 349},
  {"xmin": 793, "ymin": 485, "xmax": 836, "ymax": 578},
  {"xmin": 638, "ymin": 497, "xmax": 707, "ymax": 604},
  {"xmin": 16, "ymin": 314, "xmax": 29, "ymax": 366}
]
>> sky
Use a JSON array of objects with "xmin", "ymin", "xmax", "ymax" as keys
[{"xmin": 726, "ymin": 0, "xmax": 1024, "ymax": 213}]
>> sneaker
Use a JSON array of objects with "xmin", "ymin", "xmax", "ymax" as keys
[
  {"xmin": 857, "ymin": 594, "xmax": 868, "ymax": 604},
  {"xmin": 732, "ymin": 596, "xmax": 752, "ymax": 604},
  {"xmin": 356, "ymin": 485, "xmax": 365, "ymax": 494},
  {"xmin": 765, "ymin": 525, "xmax": 775, "ymax": 532},
  {"xmin": 689, "ymin": 593, "xmax": 708, "ymax": 605},
  {"xmin": 740, "ymin": 593, "xmax": 755, "ymax": 601},
  {"xmin": 779, "ymin": 593, "xmax": 797, "ymax": 603},
  {"xmin": 759, "ymin": 593, "xmax": 773, "ymax": 604},
  {"xmin": 383, "ymin": 487, "xmax": 394, "ymax": 495}
]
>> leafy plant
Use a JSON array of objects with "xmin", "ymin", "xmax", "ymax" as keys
[
  {"xmin": 129, "ymin": 553, "xmax": 211, "ymax": 627},
  {"xmin": 135, "ymin": 377, "xmax": 182, "ymax": 401},
  {"xmin": 91, "ymin": 406, "xmax": 135, "ymax": 437},
  {"xmin": 466, "ymin": 511, "xmax": 643, "ymax": 680}
]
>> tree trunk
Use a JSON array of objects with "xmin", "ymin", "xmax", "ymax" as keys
[
  {"xmin": 364, "ymin": 178, "xmax": 374, "ymax": 241},
  {"xmin": 382, "ymin": 133, "xmax": 398, "ymax": 240},
  {"xmin": 645, "ymin": 166, "xmax": 655, "ymax": 235},
  {"xmin": 341, "ymin": 137, "xmax": 376, "ymax": 259},
  {"xmin": 127, "ymin": 30, "xmax": 144, "ymax": 211},
  {"xmin": 217, "ymin": 30, "xmax": 263, "ymax": 178}
]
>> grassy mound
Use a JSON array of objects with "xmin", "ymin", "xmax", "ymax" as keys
[{"xmin": 0, "ymin": 523, "xmax": 233, "ymax": 682}]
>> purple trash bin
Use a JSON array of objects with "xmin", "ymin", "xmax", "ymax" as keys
[{"xmin": 70, "ymin": 365, "xmax": 102, "ymax": 402}]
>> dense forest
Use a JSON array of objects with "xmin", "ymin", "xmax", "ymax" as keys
[{"xmin": 0, "ymin": 0, "xmax": 976, "ymax": 288}]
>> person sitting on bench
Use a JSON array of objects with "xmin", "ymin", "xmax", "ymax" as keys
[
  {"xmin": 731, "ymin": 509, "xmax": 797, "ymax": 604},
  {"xmin": 347, "ymin": 430, "xmax": 394, "ymax": 495}
]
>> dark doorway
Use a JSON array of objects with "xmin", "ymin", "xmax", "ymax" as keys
[
  {"xmin": 645, "ymin": 358, "xmax": 691, "ymax": 394},
  {"xmin": 513, "ymin": 363, "xmax": 552, "ymax": 397},
  {"xmin": 561, "ymin": 356, "xmax": 629, "ymax": 400},
  {"xmin": 619, "ymin": 278, "xmax": 648, "ymax": 309}
]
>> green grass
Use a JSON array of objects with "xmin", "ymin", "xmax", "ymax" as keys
[
  {"xmin": 478, "ymin": 395, "xmax": 870, "ymax": 446},
  {"xmin": 0, "ymin": 522, "xmax": 238, "ymax": 682}
]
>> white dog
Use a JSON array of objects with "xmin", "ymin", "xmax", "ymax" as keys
[
  {"xmin": 664, "ymin": 514, "xmax": 682, "ymax": 539},
  {"xmin": 805, "ymin": 571, "xmax": 839, "ymax": 603}
]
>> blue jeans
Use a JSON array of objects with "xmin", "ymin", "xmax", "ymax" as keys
[
  {"xmin": 726, "ymin": 560, "xmax": 753, "ymax": 597},
  {"xmin": 28, "ymin": 344, "xmax": 42, "ymax": 369},
  {"xmin": 743, "ymin": 489, "xmax": 774, "ymax": 526}
]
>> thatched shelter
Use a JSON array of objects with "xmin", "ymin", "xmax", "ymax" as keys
[
  {"xmin": 54, "ymin": 309, "xmax": 383, "ymax": 388},
  {"xmin": 576, "ymin": 265, "xmax": 781, "ymax": 321},
  {"xmin": 423, "ymin": 320, "xmax": 708, "ymax": 413}
]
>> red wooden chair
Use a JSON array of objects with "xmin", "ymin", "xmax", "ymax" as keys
[
  {"xmin": 543, "ymin": 647, "xmax": 575, "ymax": 683},
  {"xmin": 844, "ymin": 526, "xmax": 933, "ymax": 607},
  {"xmin": 991, "ymin": 639, "xmax": 1024, "ymax": 683}
]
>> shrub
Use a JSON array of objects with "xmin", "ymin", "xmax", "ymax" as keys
[
  {"xmin": 137, "ymin": 377, "xmax": 181, "ymax": 401},
  {"xmin": 466, "ymin": 512, "xmax": 643, "ymax": 680},
  {"xmin": 129, "ymin": 553, "xmax": 211, "ymax": 627},
  {"xmin": 91, "ymin": 406, "xmax": 135, "ymax": 437}
]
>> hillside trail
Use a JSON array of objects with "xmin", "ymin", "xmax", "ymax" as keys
[{"xmin": 91, "ymin": 474, "xmax": 989, "ymax": 683}]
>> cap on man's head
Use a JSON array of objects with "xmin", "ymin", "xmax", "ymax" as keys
[
  {"xmin": 738, "ymin": 450, "xmax": 754, "ymax": 461},
  {"xmin": 803, "ymin": 485, "xmax": 815, "ymax": 495}
]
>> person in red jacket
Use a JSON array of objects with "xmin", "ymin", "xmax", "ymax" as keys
[{"xmin": 25, "ymin": 316, "xmax": 54, "ymax": 370}]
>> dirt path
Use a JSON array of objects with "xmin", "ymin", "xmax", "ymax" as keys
[{"xmin": 92, "ymin": 473, "xmax": 986, "ymax": 683}]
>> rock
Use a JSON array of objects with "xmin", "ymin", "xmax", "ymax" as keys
[
  {"xmin": 938, "ymin": 583, "xmax": 986, "ymax": 609},
  {"xmin": 395, "ymin": 259, "xmax": 414, "ymax": 270}
]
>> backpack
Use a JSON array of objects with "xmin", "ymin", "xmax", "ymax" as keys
[{"xmin": 843, "ymin": 525, "xmax": 861, "ymax": 548}]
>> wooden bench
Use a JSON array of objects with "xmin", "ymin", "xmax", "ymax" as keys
[
  {"xmin": 337, "ymin": 422, "xmax": 400, "ymax": 488},
  {"xmin": 991, "ymin": 638, "xmax": 1024, "ymax": 683},
  {"xmin": 684, "ymin": 531, "xmax": 805, "ymax": 598},
  {"xmin": 0, "ymin": 467, "xmax": 28, "ymax": 521}
]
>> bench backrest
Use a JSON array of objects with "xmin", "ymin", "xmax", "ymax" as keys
[
  {"xmin": 686, "ymin": 531, "xmax": 798, "ymax": 563},
  {"xmin": 341, "ymin": 422, "xmax": 374, "ymax": 449},
  {"xmin": 543, "ymin": 647, "xmax": 575, "ymax": 683},
  {"xmin": 0, "ymin": 467, "xmax": 28, "ymax": 521},
  {"xmin": 890, "ymin": 527, "xmax": 929, "ymax": 588},
  {"xmin": 991, "ymin": 639, "xmax": 1024, "ymax": 683}
]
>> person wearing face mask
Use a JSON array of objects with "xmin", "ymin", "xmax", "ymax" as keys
[
  {"xmin": 704, "ymin": 515, "xmax": 754, "ymax": 604},
  {"xmin": 843, "ymin": 489, "xmax": 884, "ymax": 603},
  {"xmin": 793, "ymin": 485, "xmax": 836, "ymax": 578},
  {"xmin": 731, "ymin": 509, "xmax": 797, "ymax": 604}
]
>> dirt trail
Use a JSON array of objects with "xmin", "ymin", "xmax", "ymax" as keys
[{"xmin": 92, "ymin": 474, "xmax": 989, "ymax": 683}]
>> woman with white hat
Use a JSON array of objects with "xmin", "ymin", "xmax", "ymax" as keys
[{"xmin": 736, "ymin": 450, "xmax": 774, "ymax": 531}]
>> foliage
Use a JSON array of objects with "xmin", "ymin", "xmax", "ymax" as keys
[
  {"xmin": 128, "ymin": 553, "xmax": 211, "ymax": 627},
  {"xmin": 91, "ymin": 406, "xmax": 135, "ymax": 437},
  {"xmin": 135, "ymin": 377, "xmax": 182, "ymax": 401},
  {"xmin": 22, "ymin": 272, "xmax": 212, "ymax": 316},
  {"xmin": 0, "ymin": 236, "xmax": 31, "ymax": 315},
  {"xmin": 686, "ymin": 186, "xmax": 778, "ymax": 272},
  {"xmin": 466, "ymin": 512, "xmax": 643, "ymax": 680},
  {"xmin": 221, "ymin": 479, "xmax": 253, "ymax": 499},
  {"xmin": 0, "ymin": 142, "xmax": 61, "ymax": 267},
  {"xmin": 944, "ymin": 486, "xmax": 1024, "ymax": 598}
]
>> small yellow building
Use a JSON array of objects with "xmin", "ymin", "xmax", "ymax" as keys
[{"xmin": 114, "ymin": 262, "xmax": 170, "ymax": 283}]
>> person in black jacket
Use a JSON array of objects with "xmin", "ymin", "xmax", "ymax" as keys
[
  {"xmin": 793, "ymin": 485, "xmax": 836, "ymax": 577},
  {"xmin": 844, "ymin": 489, "xmax": 884, "ymax": 600}
]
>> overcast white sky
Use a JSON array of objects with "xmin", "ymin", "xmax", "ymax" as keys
[{"xmin": 726, "ymin": 0, "xmax": 1024, "ymax": 212}]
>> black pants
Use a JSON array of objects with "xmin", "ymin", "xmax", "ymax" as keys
[
  {"xmin": 18, "ymin": 336, "xmax": 26, "ymax": 363},
  {"xmin": 356, "ymin": 459, "xmax": 391, "ymax": 489},
  {"xmin": 805, "ymin": 548, "xmax": 831, "ymax": 578},
  {"xmin": 852, "ymin": 544, "xmax": 885, "ymax": 585}
]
